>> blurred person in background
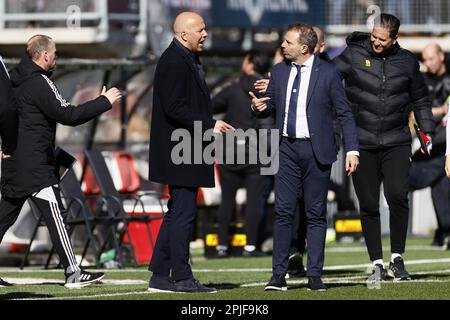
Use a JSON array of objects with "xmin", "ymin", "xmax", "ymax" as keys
[
  {"xmin": 409, "ymin": 43, "xmax": 450, "ymax": 249},
  {"xmin": 212, "ymin": 50, "xmax": 272, "ymax": 257}
]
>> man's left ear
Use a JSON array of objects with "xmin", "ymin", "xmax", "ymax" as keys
[{"xmin": 180, "ymin": 31, "xmax": 188, "ymax": 42}]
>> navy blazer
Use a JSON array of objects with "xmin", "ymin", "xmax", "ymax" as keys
[
  {"xmin": 149, "ymin": 41, "xmax": 216, "ymax": 187},
  {"xmin": 263, "ymin": 57, "xmax": 359, "ymax": 165}
]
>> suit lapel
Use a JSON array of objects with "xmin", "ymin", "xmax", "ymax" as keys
[
  {"xmin": 306, "ymin": 57, "xmax": 320, "ymax": 109},
  {"xmin": 279, "ymin": 61, "xmax": 291, "ymax": 110},
  {"xmin": 170, "ymin": 42, "xmax": 208, "ymax": 94}
]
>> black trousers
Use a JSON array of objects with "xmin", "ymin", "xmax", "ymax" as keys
[
  {"xmin": 217, "ymin": 165, "xmax": 270, "ymax": 247},
  {"xmin": 273, "ymin": 139, "xmax": 331, "ymax": 277},
  {"xmin": 292, "ymin": 181, "xmax": 355, "ymax": 255},
  {"xmin": 352, "ymin": 146, "xmax": 411, "ymax": 261},
  {"xmin": 149, "ymin": 185, "xmax": 197, "ymax": 281},
  {"xmin": 0, "ymin": 186, "xmax": 80, "ymax": 273},
  {"xmin": 409, "ymin": 156, "xmax": 450, "ymax": 231}
]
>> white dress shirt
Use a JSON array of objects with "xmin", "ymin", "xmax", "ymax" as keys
[{"xmin": 283, "ymin": 55, "xmax": 314, "ymax": 138}]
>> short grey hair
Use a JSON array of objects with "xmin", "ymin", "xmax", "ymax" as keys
[{"xmin": 26, "ymin": 35, "xmax": 54, "ymax": 60}]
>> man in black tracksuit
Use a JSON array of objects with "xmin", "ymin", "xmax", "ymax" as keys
[
  {"xmin": 410, "ymin": 43, "xmax": 450, "ymax": 248},
  {"xmin": 334, "ymin": 14, "xmax": 435, "ymax": 282},
  {"xmin": 0, "ymin": 35, "xmax": 121, "ymax": 288}
]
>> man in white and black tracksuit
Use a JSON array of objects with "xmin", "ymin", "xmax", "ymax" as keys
[{"xmin": 0, "ymin": 35, "xmax": 121, "ymax": 288}]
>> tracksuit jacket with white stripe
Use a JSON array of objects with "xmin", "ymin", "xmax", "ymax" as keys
[{"xmin": 0, "ymin": 55, "xmax": 111, "ymax": 198}]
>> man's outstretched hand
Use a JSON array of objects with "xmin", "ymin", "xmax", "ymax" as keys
[
  {"xmin": 249, "ymin": 91, "xmax": 270, "ymax": 112},
  {"xmin": 214, "ymin": 120, "xmax": 235, "ymax": 134},
  {"xmin": 101, "ymin": 86, "xmax": 122, "ymax": 105}
]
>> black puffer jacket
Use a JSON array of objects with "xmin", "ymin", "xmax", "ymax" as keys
[
  {"xmin": 333, "ymin": 32, "xmax": 434, "ymax": 149},
  {"xmin": 1, "ymin": 56, "xmax": 111, "ymax": 198}
]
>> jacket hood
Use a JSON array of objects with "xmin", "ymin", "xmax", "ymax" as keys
[
  {"xmin": 346, "ymin": 31, "xmax": 400, "ymax": 57},
  {"xmin": 10, "ymin": 55, "xmax": 52, "ymax": 88},
  {"xmin": 345, "ymin": 31, "xmax": 371, "ymax": 48}
]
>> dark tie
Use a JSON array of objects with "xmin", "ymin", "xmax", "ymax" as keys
[{"xmin": 287, "ymin": 64, "xmax": 304, "ymax": 138}]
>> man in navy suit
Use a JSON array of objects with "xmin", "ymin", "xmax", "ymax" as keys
[
  {"xmin": 147, "ymin": 12, "xmax": 233, "ymax": 293},
  {"xmin": 250, "ymin": 24, "xmax": 359, "ymax": 291}
]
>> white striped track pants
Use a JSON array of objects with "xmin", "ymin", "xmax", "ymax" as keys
[{"xmin": 0, "ymin": 185, "xmax": 80, "ymax": 273}]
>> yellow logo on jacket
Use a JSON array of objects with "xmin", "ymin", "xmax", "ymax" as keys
[{"xmin": 365, "ymin": 59, "xmax": 371, "ymax": 67}]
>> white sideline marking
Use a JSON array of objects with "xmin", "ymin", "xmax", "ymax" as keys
[
  {"xmin": 325, "ymin": 245, "xmax": 446, "ymax": 253},
  {"xmin": 1, "ymin": 278, "xmax": 147, "ymax": 286},
  {"xmin": 190, "ymin": 258, "xmax": 450, "ymax": 273},
  {"xmin": 10, "ymin": 269, "xmax": 450, "ymax": 300},
  {"xmin": 13, "ymin": 291, "xmax": 153, "ymax": 300},
  {"xmin": 2, "ymin": 257, "xmax": 450, "ymax": 274}
]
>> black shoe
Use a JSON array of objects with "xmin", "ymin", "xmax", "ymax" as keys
[
  {"xmin": 0, "ymin": 278, "xmax": 13, "ymax": 287},
  {"xmin": 64, "ymin": 269, "xmax": 104, "ymax": 289},
  {"xmin": 431, "ymin": 229, "xmax": 448, "ymax": 247},
  {"xmin": 287, "ymin": 252, "xmax": 306, "ymax": 278},
  {"xmin": 243, "ymin": 249, "xmax": 266, "ymax": 257},
  {"xmin": 307, "ymin": 276, "xmax": 327, "ymax": 291},
  {"xmin": 174, "ymin": 278, "xmax": 217, "ymax": 293},
  {"xmin": 388, "ymin": 257, "xmax": 411, "ymax": 281},
  {"xmin": 265, "ymin": 275, "xmax": 287, "ymax": 291},
  {"xmin": 148, "ymin": 274, "xmax": 176, "ymax": 293}
]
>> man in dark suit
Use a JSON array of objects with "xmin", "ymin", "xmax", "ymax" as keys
[
  {"xmin": 0, "ymin": 56, "xmax": 17, "ymax": 160},
  {"xmin": 0, "ymin": 55, "xmax": 18, "ymax": 287},
  {"xmin": 147, "ymin": 12, "xmax": 233, "ymax": 293},
  {"xmin": 250, "ymin": 24, "xmax": 359, "ymax": 291}
]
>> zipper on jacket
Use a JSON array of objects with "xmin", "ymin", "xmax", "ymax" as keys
[{"xmin": 379, "ymin": 57, "xmax": 387, "ymax": 146}]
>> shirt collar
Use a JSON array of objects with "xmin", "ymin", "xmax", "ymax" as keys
[
  {"xmin": 291, "ymin": 55, "xmax": 314, "ymax": 69},
  {"xmin": 173, "ymin": 38, "xmax": 198, "ymax": 61}
]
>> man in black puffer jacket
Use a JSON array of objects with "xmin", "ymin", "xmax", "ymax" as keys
[
  {"xmin": 0, "ymin": 35, "xmax": 121, "ymax": 288},
  {"xmin": 0, "ymin": 56, "xmax": 18, "ymax": 159},
  {"xmin": 334, "ymin": 14, "xmax": 435, "ymax": 282}
]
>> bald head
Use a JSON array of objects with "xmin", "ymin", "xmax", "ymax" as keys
[
  {"xmin": 173, "ymin": 12, "xmax": 202, "ymax": 33},
  {"xmin": 423, "ymin": 43, "xmax": 443, "ymax": 58},
  {"xmin": 173, "ymin": 12, "xmax": 208, "ymax": 52},
  {"xmin": 422, "ymin": 42, "xmax": 446, "ymax": 76}
]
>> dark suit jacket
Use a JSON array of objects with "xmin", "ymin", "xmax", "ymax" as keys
[
  {"xmin": 0, "ymin": 59, "xmax": 18, "ymax": 154},
  {"xmin": 262, "ymin": 57, "xmax": 359, "ymax": 165},
  {"xmin": 149, "ymin": 41, "xmax": 216, "ymax": 187}
]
